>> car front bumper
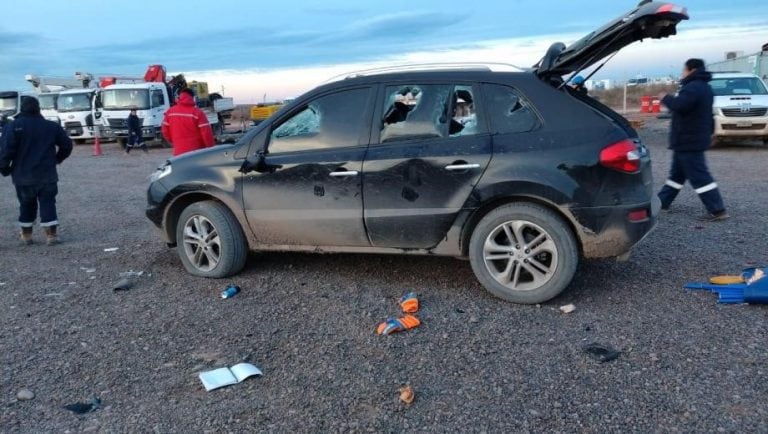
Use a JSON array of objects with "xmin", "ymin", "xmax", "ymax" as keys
[
  {"xmin": 714, "ymin": 115, "xmax": 768, "ymax": 138},
  {"xmin": 569, "ymin": 196, "xmax": 660, "ymax": 259}
]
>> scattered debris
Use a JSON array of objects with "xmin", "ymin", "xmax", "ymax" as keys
[
  {"xmin": 686, "ymin": 267, "xmax": 768, "ymax": 304},
  {"xmin": 221, "ymin": 284, "xmax": 241, "ymax": 299},
  {"xmin": 559, "ymin": 304, "xmax": 577, "ymax": 314},
  {"xmin": 583, "ymin": 342, "xmax": 621, "ymax": 363},
  {"xmin": 63, "ymin": 396, "xmax": 101, "ymax": 414},
  {"xmin": 0, "ymin": 282, "xmax": 7, "ymax": 286},
  {"xmin": 399, "ymin": 385, "xmax": 415, "ymax": 404},
  {"xmin": 44, "ymin": 292, "xmax": 65, "ymax": 297},
  {"xmin": 399, "ymin": 292, "xmax": 419, "ymax": 313},
  {"xmin": 377, "ymin": 315, "xmax": 420, "ymax": 335},
  {"xmin": 119, "ymin": 270, "xmax": 145, "ymax": 278},
  {"xmin": 80, "ymin": 267, "xmax": 96, "ymax": 274},
  {"xmin": 16, "ymin": 388, "xmax": 35, "ymax": 401},
  {"xmin": 112, "ymin": 278, "xmax": 133, "ymax": 291},
  {"xmin": 103, "ymin": 248, "xmax": 119, "ymax": 252},
  {"xmin": 469, "ymin": 316, "xmax": 480, "ymax": 324},
  {"xmin": 199, "ymin": 363, "xmax": 262, "ymax": 391}
]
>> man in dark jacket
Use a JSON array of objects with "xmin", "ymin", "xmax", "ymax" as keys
[
  {"xmin": 126, "ymin": 108, "xmax": 148, "ymax": 154},
  {"xmin": 657, "ymin": 58, "xmax": 728, "ymax": 221},
  {"xmin": 0, "ymin": 97, "xmax": 73, "ymax": 245}
]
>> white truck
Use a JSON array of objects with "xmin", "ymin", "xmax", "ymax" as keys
[
  {"xmin": 26, "ymin": 74, "xmax": 94, "ymax": 124},
  {"xmin": 711, "ymin": 72, "xmax": 768, "ymax": 145},
  {"xmin": 57, "ymin": 88, "xmax": 101, "ymax": 144},
  {"xmin": 0, "ymin": 91, "xmax": 38, "ymax": 132},
  {"xmin": 99, "ymin": 75, "xmax": 235, "ymax": 146}
]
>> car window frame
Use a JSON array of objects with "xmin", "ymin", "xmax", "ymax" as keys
[
  {"xmin": 370, "ymin": 81, "xmax": 489, "ymax": 147},
  {"xmin": 263, "ymin": 85, "xmax": 376, "ymax": 156}
]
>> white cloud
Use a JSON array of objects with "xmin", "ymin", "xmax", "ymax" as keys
[{"xmin": 189, "ymin": 23, "xmax": 768, "ymax": 103}]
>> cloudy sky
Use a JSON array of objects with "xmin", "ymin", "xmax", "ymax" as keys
[{"xmin": 1, "ymin": 0, "xmax": 767, "ymax": 102}]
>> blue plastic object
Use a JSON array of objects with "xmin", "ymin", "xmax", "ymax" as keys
[
  {"xmin": 221, "ymin": 284, "xmax": 241, "ymax": 299},
  {"xmin": 685, "ymin": 267, "xmax": 768, "ymax": 304}
]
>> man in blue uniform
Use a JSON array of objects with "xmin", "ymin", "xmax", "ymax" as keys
[
  {"xmin": 657, "ymin": 58, "xmax": 728, "ymax": 222},
  {"xmin": 0, "ymin": 97, "xmax": 73, "ymax": 245}
]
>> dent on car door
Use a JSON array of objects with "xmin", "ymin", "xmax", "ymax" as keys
[
  {"xmin": 241, "ymin": 86, "xmax": 374, "ymax": 247},
  {"xmin": 362, "ymin": 83, "xmax": 492, "ymax": 249}
]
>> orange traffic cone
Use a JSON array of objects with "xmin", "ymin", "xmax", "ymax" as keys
[{"xmin": 92, "ymin": 136, "xmax": 102, "ymax": 156}]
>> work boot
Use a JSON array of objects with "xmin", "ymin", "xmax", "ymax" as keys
[
  {"xmin": 697, "ymin": 211, "xmax": 730, "ymax": 222},
  {"xmin": 20, "ymin": 228, "xmax": 33, "ymax": 246},
  {"xmin": 44, "ymin": 225, "xmax": 59, "ymax": 246}
]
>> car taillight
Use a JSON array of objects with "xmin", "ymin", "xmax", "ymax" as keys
[
  {"xmin": 628, "ymin": 209, "xmax": 649, "ymax": 222},
  {"xmin": 600, "ymin": 140, "xmax": 641, "ymax": 173},
  {"xmin": 656, "ymin": 4, "xmax": 688, "ymax": 16}
]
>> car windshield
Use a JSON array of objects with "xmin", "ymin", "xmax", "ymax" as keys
[
  {"xmin": 39, "ymin": 94, "xmax": 58, "ymax": 110},
  {"xmin": 58, "ymin": 93, "xmax": 92, "ymax": 112},
  {"xmin": 102, "ymin": 89, "xmax": 150, "ymax": 110},
  {"xmin": 710, "ymin": 77, "xmax": 768, "ymax": 96}
]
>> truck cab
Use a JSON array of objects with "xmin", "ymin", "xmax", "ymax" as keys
[
  {"xmin": 100, "ymin": 83, "xmax": 169, "ymax": 145},
  {"xmin": 38, "ymin": 93, "xmax": 61, "ymax": 124},
  {"xmin": 0, "ymin": 91, "xmax": 38, "ymax": 132},
  {"xmin": 57, "ymin": 88, "xmax": 100, "ymax": 144},
  {"xmin": 711, "ymin": 73, "xmax": 768, "ymax": 145}
]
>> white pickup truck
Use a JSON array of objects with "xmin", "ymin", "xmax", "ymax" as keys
[{"xmin": 711, "ymin": 73, "xmax": 768, "ymax": 145}]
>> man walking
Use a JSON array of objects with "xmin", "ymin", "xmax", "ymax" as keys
[
  {"xmin": 161, "ymin": 88, "xmax": 215, "ymax": 156},
  {"xmin": 657, "ymin": 58, "xmax": 728, "ymax": 221},
  {"xmin": 126, "ymin": 108, "xmax": 148, "ymax": 154},
  {"xmin": 0, "ymin": 97, "xmax": 72, "ymax": 245}
]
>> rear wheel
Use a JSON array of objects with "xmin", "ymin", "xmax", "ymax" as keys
[
  {"xmin": 469, "ymin": 203, "xmax": 578, "ymax": 304},
  {"xmin": 175, "ymin": 201, "xmax": 248, "ymax": 278}
]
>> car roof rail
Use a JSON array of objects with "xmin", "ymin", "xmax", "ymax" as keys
[{"xmin": 323, "ymin": 62, "xmax": 526, "ymax": 84}]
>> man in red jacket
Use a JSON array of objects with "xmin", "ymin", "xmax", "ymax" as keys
[{"xmin": 161, "ymin": 88, "xmax": 215, "ymax": 156}]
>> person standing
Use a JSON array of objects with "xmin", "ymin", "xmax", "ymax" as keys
[
  {"xmin": 126, "ymin": 108, "xmax": 148, "ymax": 154},
  {"xmin": 657, "ymin": 58, "xmax": 728, "ymax": 222},
  {"xmin": 0, "ymin": 98, "xmax": 72, "ymax": 245},
  {"xmin": 161, "ymin": 88, "xmax": 215, "ymax": 156}
]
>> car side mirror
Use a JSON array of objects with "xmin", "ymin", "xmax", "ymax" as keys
[{"xmin": 239, "ymin": 152, "xmax": 282, "ymax": 174}]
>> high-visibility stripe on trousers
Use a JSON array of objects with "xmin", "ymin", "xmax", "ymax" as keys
[{"xmin": 658, "ymin": 151, "xmax": 725, "ymax": 214}]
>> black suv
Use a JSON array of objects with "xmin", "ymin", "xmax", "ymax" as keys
[{"xmin": 147, "ymin": 2, "xmax": 687, "ymax": 303}]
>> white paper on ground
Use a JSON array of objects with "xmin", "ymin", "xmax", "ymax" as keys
[{"xmin": 199, "ymin": 363, "xmax": 263, "ymax": 392}]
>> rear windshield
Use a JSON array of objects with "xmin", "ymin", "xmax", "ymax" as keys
[{"xmin": 710, "ymin": 77, "xmax": 768, "ymax": 96}]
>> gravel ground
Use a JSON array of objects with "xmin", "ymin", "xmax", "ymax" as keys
[{"xmin": 1, "ymin": 120, "xmax": 767, "ymax": 433}]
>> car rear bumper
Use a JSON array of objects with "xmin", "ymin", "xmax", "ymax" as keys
[
  {"xmin": 714, "ymin": 116, "xmax": 768, "ymax": 138},
  {"xmin": 569, "ymin": 196, "xmax": 660, "ymax": 259}
]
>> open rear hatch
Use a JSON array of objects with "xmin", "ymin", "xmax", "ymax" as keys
[{"xmin": 536, "ymin": 1, "xmax": 688, "ymax": 78}]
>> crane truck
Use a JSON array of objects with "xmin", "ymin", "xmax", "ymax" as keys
[{"xmin": 99, "ymin": 65, "xmax": 235, "ymax": 146}]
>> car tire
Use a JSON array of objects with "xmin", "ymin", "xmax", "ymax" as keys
[
  {"xmin": 469, "ymin": 202, "xmax": 578, "ymax": 304},
  {"xmin": 175, "ymin": 201, "xmax": 248, "ymax": 278}
]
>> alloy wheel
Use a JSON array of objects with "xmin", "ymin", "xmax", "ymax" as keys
[
  {"xmin": 182, "ymin": 215, "xmax": 221, "ymax": 272},
  {"xmin": 482, "ymin": 220, "xmax": 559, "ymax": 291}
]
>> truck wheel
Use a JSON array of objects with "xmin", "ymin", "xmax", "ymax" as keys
[
  {"xmin": 469, "ymin": 203, "xmax": 578, "ymax": 304},
  {"xmin": 175, "ymin": 201, "xmax": 248, "ymax": 278},
  {"xmin": 161, "ymin": 139, "xmax": 173, "ymax": 149}
]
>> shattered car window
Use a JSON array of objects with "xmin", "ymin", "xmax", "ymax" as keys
[
  {"xmin": 450, "ymin": 85, "xmax": 479, "ymax": 137},
  {"xmin": 485, "ymin": 84, "xmax": 540, "ymax": 134},
  {"xmin": 380, "ymin": 85, "xmax": 451, "ymax": 143},
  {"xmin": 268, "ymin": 87, "xmax": 371, "ymax": 154}
]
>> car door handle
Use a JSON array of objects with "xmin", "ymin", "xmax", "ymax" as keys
[
  {"xmin": 445, "ymin": 163, "xmax": 481, "ymax": 171},
  {"xmin": 329, "ymin": 170, "xmax": 359, "ymax": 177}
]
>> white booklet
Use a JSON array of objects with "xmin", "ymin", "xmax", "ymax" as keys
[{"xmin": 198, "ymin": 363, "xmax": 263, "ymax": 391}]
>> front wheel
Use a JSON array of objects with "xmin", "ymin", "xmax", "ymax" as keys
[
  {"xmin": 175, "ymin": 201, "xmax": 248, "ymax": 278},
  {"xmin": 469, "ymin": 203, "xmax": 578, "ymax": 304}
]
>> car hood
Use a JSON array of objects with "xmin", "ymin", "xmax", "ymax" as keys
[
  {"xmin": 536, "ymin": 1, "xmax": 688, "ymax": 77},
  {"xmin": 714, "ymin": 94, "xmax": 768, "ymax": 108}
]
